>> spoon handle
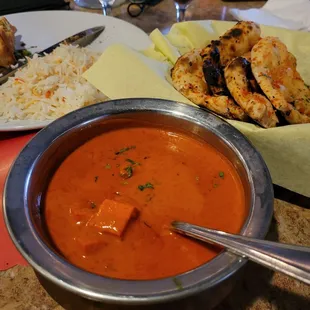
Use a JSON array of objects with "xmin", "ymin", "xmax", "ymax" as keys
[{"xmin": 171, "ymin": 221, "xmax": 310, "ymax": 285}]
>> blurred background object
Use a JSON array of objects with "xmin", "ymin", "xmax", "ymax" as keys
[
  {"xmin": 222, "ymin": 0, "xmax": 266, "ymax": 2},
  {"xmin": 74, "ymin": 0, "xmax": 127, "ymax": 14},
  {"xmin": 230, "ymin": 0, "xmax": 310, "ymax": 31},
  {"xmin": 0, "ymin": 0, "xmax": 69, "ymax": 15},
  {"xmin": 74, "ymin": 0, "xmax": 103, "ymax": 9},
  {"xmin": 174, "ymin": 0, "xmax": 193, "ymax": 22},
  {"xmin": 127, "ymin": 0, "xmax": 162, "ymax": 18}
]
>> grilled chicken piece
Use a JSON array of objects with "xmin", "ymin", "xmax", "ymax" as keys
[
  {"xmin": 204, "ymin": 95, "xmax": 248, "ymax": 121},
  {"xmin": 199, "ymin": 21, "xmax": 260, "ymax": 122},
  {"xmin": 251, "ymin": 37, "xmax": 310, "ymax": 124},
  {"xmin": 202, "ymin": 42, "xmax": 230, "ymax": 97},
  {"xmin": 171, "ymin": 49, "xmax": 248, "ymax": 121},
  {"xmin": 0, "ymin": 17, "xmax": 17, "ymax": 67},
  {"xmin": 201, "ymin": 21, "xmax": 261, "ymax": 67},
  {"xmin": 225, "ymin": 56, "xmax": 278, "ymax": 128},
  {"xmin": 171, "ymin": 49, "xmax": 207, "ymax": 106}
]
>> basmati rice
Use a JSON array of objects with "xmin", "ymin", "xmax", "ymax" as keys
[{"xmin": 0, "ymin": 44, "xmax": 107, "ymax": 121}]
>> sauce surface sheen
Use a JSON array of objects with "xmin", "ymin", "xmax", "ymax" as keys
[{"xmin": 45, "ymin": 126, "xmax": 246, "ymax": 280}]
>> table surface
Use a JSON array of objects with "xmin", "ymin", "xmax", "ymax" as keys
[
  {"xmin": 70, "ymin": 0, "xmax": 266, "ymax": 33},
  {"xmin": 1, "ymin": 0, "xmax": 310, "ymax": 309}
]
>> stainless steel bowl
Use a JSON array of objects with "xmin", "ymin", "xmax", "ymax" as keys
[{"xmin": 3, "ymin": 98, "xmax": 273, "ymax": 307}]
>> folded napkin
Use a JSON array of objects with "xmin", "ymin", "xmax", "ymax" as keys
[{"xmin": 230, "ymin": 0, "xmax": 310, "ymax": 31}]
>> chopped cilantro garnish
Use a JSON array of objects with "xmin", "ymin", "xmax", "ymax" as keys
[
  {"xmin": 213, "ymin": 183, "xmax": 218, "ymax": 188},
  {"xmin": 14, "ymin": 49, "xmax": 32, "ymax": 60},
  {"xmin": 125, "ymin": 166, "xmax": 133, "ymax": 178},
  {"xmin": 105, "ymin": 163, "xmax": 111, "ymax": 169},
  {"xmin": 126, "ymin": 158, "xmax": 140, "ymax": 166},
  {"xmin": 115, "ymin": 146, "xmax": 136, "ymax": 155},
  {"xmin": 219, "ymin": 171, "xmax": 224, "ymax": 178},
  {"xmin": 146, "ymin": 195, "xmax": 153, "ymax": 202},
  {"xmin": 173, "ymin": 277, "xmax": 183, "ymax": 290},
  {"xmin": 120, "ymin": 166, "xmax": 133, "ymax": 179},
  {"xmin": 138, "ymin": 182, "xmax": 154, "ymax": 191},
  {"xmin": 22, "ymin": 49, "xmax": 32, "ymax": 57}
]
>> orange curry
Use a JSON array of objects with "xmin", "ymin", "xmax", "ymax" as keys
[{"xmin": 45, "ymin": 126, "xmax": 246, "ymax": 280}]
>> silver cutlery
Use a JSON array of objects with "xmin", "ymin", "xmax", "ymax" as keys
[
  {"xmin": 171, "ymin": 221, "xmax": 310, "ymax": 285},
  {"xmin": 0, "ymin": 25, "xmax": 105, "ymax": 85}
]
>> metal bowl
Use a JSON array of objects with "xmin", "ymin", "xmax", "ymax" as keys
[{"xmin": 3, "ymin": 98, "xmax": 273, "ymax": 307}]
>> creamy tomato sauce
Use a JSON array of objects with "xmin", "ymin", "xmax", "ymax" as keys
[{"xmin": 45, "ymin": 127, "xmax": 246, "ymax": 280}]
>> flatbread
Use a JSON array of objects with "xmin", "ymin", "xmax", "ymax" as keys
[
  {"xmin": 225, "ymin": 56, "xmax": 278, "ymax": 128},
  {"xmin": 251, "ymin": 36, "xmax": 310, "ymax": 124},
  {"xmin": 171, "ymin": 49, "xmax": 248, "ymax": 120}
]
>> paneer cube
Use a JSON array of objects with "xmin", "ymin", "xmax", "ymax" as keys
[{"xmin": 87, "ymin": 199, "xmax": 138, "ymax": 237}]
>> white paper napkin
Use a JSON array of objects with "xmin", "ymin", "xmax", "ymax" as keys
[{"xmin": 229, "ymin": 0, "xmax": 310, "ymax": 31}]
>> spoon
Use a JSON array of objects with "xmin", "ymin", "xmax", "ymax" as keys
[{"xmin": 171, "ymin": 221, "xmax": 310, "ymax": 285}]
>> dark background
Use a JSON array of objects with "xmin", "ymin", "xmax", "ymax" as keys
[{"xmin": 0, "ymin": 0, "xmax": 69, "ymax": 15}]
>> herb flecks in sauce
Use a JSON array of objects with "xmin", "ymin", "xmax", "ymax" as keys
[
  {"xmin": 143, "ymin": 221, "xmax": 152, "ymax": 228},
  {"xmin": 126, "ymin": 158, "xmax": 140, "ymax": 166},
  {"xmin": 146, "ymin": 194, "xmax": 153, "ymax": 202},
  {"xmin": 219, "ymin": 171, "xmax": 224, "ymax": 179},
  {"xmin": 90, "ymin": 201, "xmax": 96, "ymax": 209},
  {"xmin": 122, "ymin": 166, "xmax": 133, "ymax": 179},
  {"xmin": 14, "ymin": 49, "xmax": 32, "ymax": 60},
  {"xmin": 94, "ymin": 176, "xmax": 99, "ymax": 182},
  {"xmin": 105, "ymin": 163, "xmax": 111, "ymax": 169},
  {"xmin": 119, "ymin": 158, "xmax": 141, "ymax": 179},
  {"xmin": 138, "ymin": 182, "xmax": 154, "ymax": 191},
  {"xmin": 173, "ymin": 277, "xmax": 183, "ymax": 290},
  {"xmin": 115, "ymin": 146, "xmax": 136, "ymax": 155}
]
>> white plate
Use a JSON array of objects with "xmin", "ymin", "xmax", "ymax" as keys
[{"xmin": 0, "ymin": 10, "xmax": 151, "ymax": 132}]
